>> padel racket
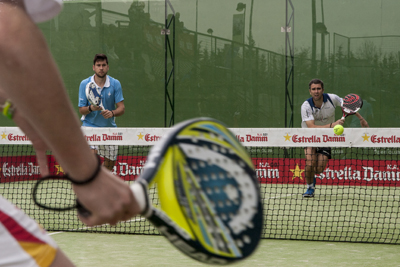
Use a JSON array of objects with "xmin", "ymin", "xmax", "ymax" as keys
[
  {"xmin": 341, "ymin": 93, "xmax": 363, "ymax": 120},
  {"xmin": 85, "ymin": 81, "xmax": 104, "ymax": 110},
  {"xmin": 33, "ymin": 118, "xmax": 263, "ymax": 265}
]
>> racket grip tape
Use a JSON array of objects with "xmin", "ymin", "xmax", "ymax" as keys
[{"xmin": 131, "ymin": 182, "xmax": 151, "ymax": 217}]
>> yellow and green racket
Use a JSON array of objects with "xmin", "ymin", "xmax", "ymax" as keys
[
  {"xmin": 130, "ymin": 118, "xmax": 263, "ymax": 264},
  {"xmin": 33, "ymin": 118, "xmax": 263, "ymax": 265}
]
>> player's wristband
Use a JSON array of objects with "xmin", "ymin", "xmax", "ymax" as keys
[
  {"xmin": 330, "ymin": 123, "xmax": 332, "ymax": 128},
  {"xmin": 111, "ymin": 110, "xmax": 114, "ymax": 117},
  {"xmin": 1, "ymin": 100, "xmax": 15, "ymax": 120},
  {"xmin": 67, "ymin": 155, "xmax": 101, "ymax": 185},
  {"xmin": 88, "ymin": 105, "xmax": 92, "ymax": 112}
]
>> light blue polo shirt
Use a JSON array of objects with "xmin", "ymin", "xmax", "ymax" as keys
[{"xmin": 78, "ymin": 75, "xmax": 124, "ymax": 127}]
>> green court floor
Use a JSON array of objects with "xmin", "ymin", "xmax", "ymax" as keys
[{"xmin": 51, "ymin": 232, "xmax": 400, "ymax": 267}]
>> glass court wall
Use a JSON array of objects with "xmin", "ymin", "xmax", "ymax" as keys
[{"xmin": 2, "ymin": 0, "xmax": 399, "ymax": 128}]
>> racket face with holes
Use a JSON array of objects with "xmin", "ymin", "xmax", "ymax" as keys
[
  {"xmin": 138, "ymin": 118, "xmax": 263, "ymax": 264},
  {"xmin": 341, "ymin": 93, "xmax": 363, "ymax": 119},
  {"xmin": 85, "ymin": 82, "xmax": 102, "ymax": 108}
]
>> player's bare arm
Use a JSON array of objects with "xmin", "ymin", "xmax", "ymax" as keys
[
  {"xmin": 0, "ymin": 2, "xmax": 139, "ymax": 226},
  {"xmin": 0, "ymin": 88, "xmax": 50, "ymax": 176},
  {"xmin": 355, "ymin": 112, "xmax": 369, "ymax": 127}
]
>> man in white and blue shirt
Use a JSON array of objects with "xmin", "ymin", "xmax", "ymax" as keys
[
  {"xmin": 300, "ymin": 79, "xmax": 368, "ymax": 197},
  {"xmin": 301, "ymin": 92, "xmax": 342, "ymax": 129},
  {"xmin": 79, "ymin": 54, "xmax": 125, "ymax": 171}
]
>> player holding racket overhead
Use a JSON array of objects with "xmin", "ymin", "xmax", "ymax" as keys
[
  {"xmin": 300, "ymin": 79, "xmax": 369, "ymax": 198},
  {"xmin": 78, "ymin": 54, "xmax": 125, "ymax": 171},
  {"xmin": 0, "ymin": 1, "xmax": 139, "ymax": 266}
]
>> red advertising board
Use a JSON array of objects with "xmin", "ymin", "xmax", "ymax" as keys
[
  {"xmin": 0, "ymin": 155, "xmax": 47, "ymax": 183},
  {"xmin": 0, "ymin": 155, "xmax": 399, "ymax": 187},
  {"xmin": 0, "ymin": 155, "xmax": 147, "ymax": 182},
  {"xmin": 254, "ymin": 158, "xmax": 400, "ymax": 186}
]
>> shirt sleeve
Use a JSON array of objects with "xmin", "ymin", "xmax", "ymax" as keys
[
  {"xmin": 301, "ymin": 101, "xmax": 314, "ymax": 122},
  {"xmin": 329, "ymin": 93, "xmax": 343, "ymax": 107},
  {"xmin": 78, "ymin": 80, "xmax": 89, "ymax": 107},
  {"xmin": 114, "ymin": 80, "xmax": 124, "ymax": 103}
]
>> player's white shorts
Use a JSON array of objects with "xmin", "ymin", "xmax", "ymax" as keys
[
  {"xmin": 90, "ymin": 145, "xmax": 118, "ymax": 161},
  {"xmin": 81, "ymin": 126, "xmax": 118, "ymax": 161},
  {"xmin": 0, "ymin": 195, "xmax": 58, "ymax": 267}
]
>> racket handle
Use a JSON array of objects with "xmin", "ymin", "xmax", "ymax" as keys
[
  {"xmin": 75, "ymin": 183, "xmax": 148, "ymax": 219},
  {"xmin": 130, "ymin": 182, "xmax": 151, "ymax": 217},
  {"xmin": 76, "ymin": 200, "xmax": 91, "ymax": 218}
]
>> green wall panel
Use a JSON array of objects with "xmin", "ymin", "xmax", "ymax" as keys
[{"xmin": 0, "ymin": 1, "xmax": 396, "ymax": 127}]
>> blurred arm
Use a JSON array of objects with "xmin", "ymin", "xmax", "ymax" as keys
[
  {"xmin": 0, "ymin": 4, "xmax": 95, "ymax": 178},
  {"xmin": 0, "ymin": 2, "xmax": 139, "ymax": 225}
]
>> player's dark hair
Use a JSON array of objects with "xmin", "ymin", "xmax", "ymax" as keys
[
  {"xmin": 93, "ymin": 54, "xmax": 108, "ymax": 65},
  {"xmin": 308, "ymin": 78, "xmax": 324, "ymax": 89}
]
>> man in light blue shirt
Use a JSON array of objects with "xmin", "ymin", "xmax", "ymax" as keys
[{"xmin": 78, "ymin": 54, "xmax": 125, "ymax": 170}]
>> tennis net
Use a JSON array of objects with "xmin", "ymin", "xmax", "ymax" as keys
[{"xmin": 1, "ymin": 126, "xmax": 399, "ymax": 244}]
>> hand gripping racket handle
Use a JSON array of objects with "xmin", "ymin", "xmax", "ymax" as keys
[{"xmin": 75, "ymin": 182, "xmax": 151, "ymax": 219}]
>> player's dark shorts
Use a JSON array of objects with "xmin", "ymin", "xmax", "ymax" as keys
[{"xmin": 316, "ymin": 147, "xmax": 331, "ymax": 159}]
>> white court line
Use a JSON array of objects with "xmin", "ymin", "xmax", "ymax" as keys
[
  {"xmin": 47, "ymin": 217, "xmax": 145, "ymax": 236},
  {"xmin": 48, "ymin": 232, "xmax": 64, "ymax": 236},
  {"xmin": 268, "ymin": 194, "xmax": 296, "ymax": 199}
]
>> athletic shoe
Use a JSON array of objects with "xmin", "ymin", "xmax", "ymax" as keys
[{"xmin": 303, "ymin": 188, "xmax": 315, "ymax": 198}]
